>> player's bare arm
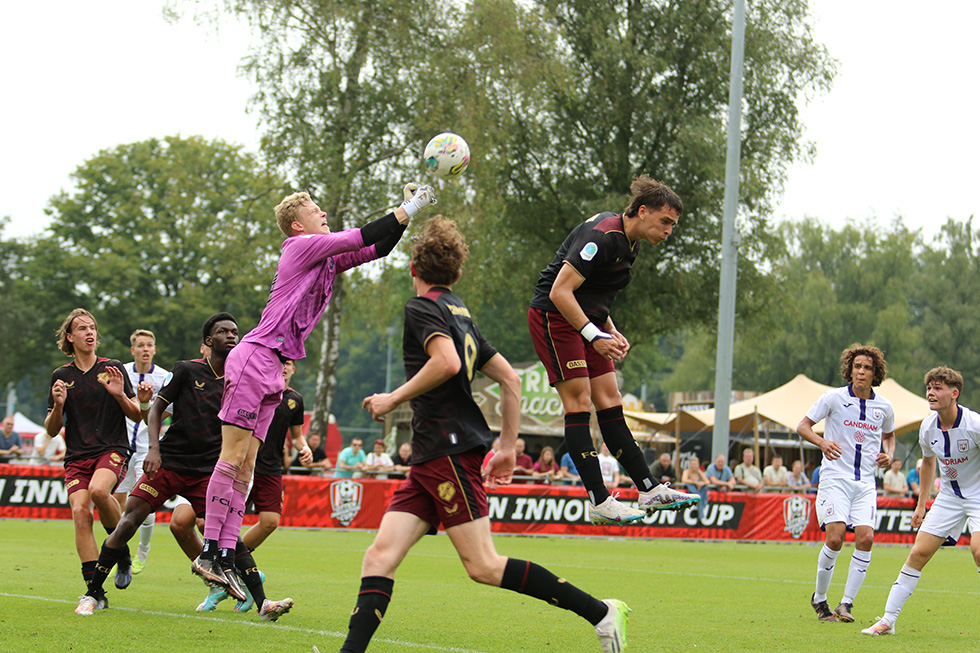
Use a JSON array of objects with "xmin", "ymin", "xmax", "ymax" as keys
[
  {"xmin": 797, "ymin": 416, "xmax": 842, "ymax": 460},
  {"xmin": 480, "ymin": 353, "xmax": 521, "ymax": 488},
  {"xmin": 876, "ymin": 431, "xmax": 896, "ymax": 468},
  {"xmin": 144, "ymin": 397, "xmax": 167, "ymax": 478},
  {"xmin": 549, "ymin": 263, "xmax": 625, "ymax": 361},
  {"xmin": 362, "ymin": 334, "xmax": 459, "ymax": 422},
  {"xmin": 290, "ymin": 426, "xmax": 313, "ymax": 466}
]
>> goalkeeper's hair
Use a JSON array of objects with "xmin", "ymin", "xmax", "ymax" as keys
[
  {"xmin": 275, "ymin": 191, "xmax": 313, "ymax": 237},
  {"xmin": 924, "ymin": 366, "xmax": 963, "ymax": 393},
  {"xmin": 411, "ymin": 216, "xmax": 468, "ymax": 286},
  {"xmin": 623, "ymin": 175, "xmax": 683, "ymax": 218}
]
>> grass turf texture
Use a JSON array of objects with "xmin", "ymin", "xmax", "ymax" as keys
[{"xmin": 1, "ymin": 519, "xmax": 978, "ymax": 652}]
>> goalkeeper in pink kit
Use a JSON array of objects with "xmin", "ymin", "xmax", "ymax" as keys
[{"xmin": 192, "ymin": 184, "xmax": 437, "ymax": 607}]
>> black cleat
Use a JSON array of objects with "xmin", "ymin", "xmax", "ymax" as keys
[
  {"xmin": 221, "ymin": 562, "xmax": 248, "ymax": 602},
  {"xmin": 192, "ymin": 555, "xmax": 229, "ymax": 588},
  {"xmin": 115, "ymin": 554, "xmax": 132, "ymax": 590},
  {"xmin": 834, "ymin": 602, "xmax": 854, "ymax": 622},
  {"xmin": 811, "ymin": 593, "xmax": 839, "ymax": 622}
]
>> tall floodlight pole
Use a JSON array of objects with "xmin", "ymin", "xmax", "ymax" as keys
[{"xmin": 712, "ymin": 0, "xmax": 746, "ymax": 461}]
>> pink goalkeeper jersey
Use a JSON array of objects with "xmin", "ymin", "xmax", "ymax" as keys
[{"xmin": 243, "ymin": 229, "xmax": 378, "ymax": 360}]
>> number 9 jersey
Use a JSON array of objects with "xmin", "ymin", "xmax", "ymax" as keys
[
  {"xmin": 403, "ymin": 286, "xmax": 499, "ymax": 464},
  {"xmin": 806, "ymin": 385, "xmax": 895, "ymax": 485}
]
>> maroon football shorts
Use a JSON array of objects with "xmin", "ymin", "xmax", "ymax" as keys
[
  {"xmin": 64, "ymin": 450, "xmax": 129, "ymax": 496},
  {"xmin": 527, "ymin": 307, "xmax": 614, "ymax": 386},
  {"xmin": 129, "ymin": 467, "xmax": 209, "ymax": 516},
  {"xmin": 387, "ymin": 448, "xmax": 488, "ymax": 530},
  {"xmin": 247, "ymin": 472, "xmax": 284, "ymax": 514}
]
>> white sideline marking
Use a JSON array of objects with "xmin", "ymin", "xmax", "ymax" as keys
[{"xmin": 0, "ymin": 592, "xmax": 490, "ymax": 653}]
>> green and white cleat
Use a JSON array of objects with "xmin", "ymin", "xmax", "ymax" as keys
[
  {"xmin": 196, "ymin": 585, "xmax": 230, "ymax": 612},
  {"xmin": 590, "ymin": 496, "xmax": 646, "ymax": 525},
  {"xmin": 595, "ymin": 599, "xmax": 630, "ymax": 652}
]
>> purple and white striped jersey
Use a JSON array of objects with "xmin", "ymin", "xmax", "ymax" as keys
[
  {"xmin": 806, "ymin": 385, "xmax": 895, "ymax": 485},
  {"xmin": 918, "ymin": 405, "xmax": 980, "ymax": 500},
  {"xmin": 242, "ymin": 229, "xmax": 379, "ymax": 361}
]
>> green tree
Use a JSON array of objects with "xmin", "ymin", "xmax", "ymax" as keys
[{"xmin": 5, "ymin": 136, "xmax": 286, "ymax": 404}]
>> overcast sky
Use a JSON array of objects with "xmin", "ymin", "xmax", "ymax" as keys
[{"xmin": 2, "ymin": 1, "xmax": 977, "ymax": 242}]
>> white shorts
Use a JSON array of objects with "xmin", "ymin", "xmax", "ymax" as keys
[
  {"xmin": 815, "ymin": 477, "xmax": 877, "ymax": 529},
  {"xmin": 919, "ymin": 491, "xmax": 980, "ymax": 541},
  {"xmin": 116, "ymin": 450, "xmax": 147, "ymax": 495}
]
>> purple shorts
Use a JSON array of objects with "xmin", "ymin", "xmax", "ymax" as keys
[{"xmin": 218, "ymin": 341, "xmax": 285, "ymax": 443}]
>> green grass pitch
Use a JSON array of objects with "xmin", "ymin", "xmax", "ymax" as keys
[{"xmin": 1, "ymin": 519, "xmax": 978, "ymax": 651}]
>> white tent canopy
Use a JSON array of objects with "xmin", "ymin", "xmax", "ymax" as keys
[{"xmin": 12, "ymin": 411, "xmax": 44, "ymax": 435}]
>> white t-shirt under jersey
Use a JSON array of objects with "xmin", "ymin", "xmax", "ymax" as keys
[
  {"xmin": 123, "ymin": 361, "xmax": 170, "ymax": 454},
  {"xmin": 806, "ymin": 385, "xmax": 895, "ymax": 485},
  {"xmin": 919, "ymin": 405, "xmax": 980, "ymax": 500}
]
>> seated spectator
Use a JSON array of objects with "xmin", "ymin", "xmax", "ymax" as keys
[
  {"xmin": 531, "ymin": 446, "xmax": 562, "ymax": 484},
  {"xmin": 706, "ymin": 454, "xmax": 736, "ymax": 490},
  {"xmin": 513, "ymin": 438, "xmax": 535, "ymax": 482},
  {"xmin": 648, "ymin": 452, "xmax": 677, "ymax": 485},
  {"xmin": 734, "ymin": 448, "xmax": 763, "ymax": 491},
  {"xmin": 391, "ymin": 442, "xmax": 412, "ymax": 479},
  {"xmin": 681, "ymin": 456, "xmax": 709, "ymax": 518},
  {"xmin": 762, "ymin": 455, "xmax": 788, "ymax": 489},
  {"xmin": 559, "ymin": 450, "xmax": 580, "ymax": 486},
  {"xmin": 30, "ymin": 430, "xmax": 66, "ymax": 464},
  {"xmin": 0, "ymin": 416, "xmax": 23, "ymax": 463},
  {"xmin": 786, "ymin": 460, "xmax": 810, "ymax": 490},
  {"xmin": 883, "ymin": 458, "xmax": 909, "ymax": 497},
  {"xmin": 907, "ymin": 458, "xmax": 922, "ymax": 499},
  {"xmin": 335, "ymin": 438, "xmax": 367, "ymax": 478},
  {"xmin": 363, "ymin": 439, "xmax": 395, "ymax": 479},
  {"xmin": 299, "ymin": 432, "xmax": 334, "ymax": 476},
  {"xmin": 596, "ymin": 442, "xmax": 621, "ymax": 492}
]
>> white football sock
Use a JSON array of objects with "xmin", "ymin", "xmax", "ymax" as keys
[
  {"xmin": 814, "ymin": 545, "xmax": 841, "ymax": 602},
  {"xmin": 883, "ymin": 564, "xmax": 921, "ymax": 626},
  {"xmin": 841, "ymin": 549, "xmax": 872, "ymax": 604}
]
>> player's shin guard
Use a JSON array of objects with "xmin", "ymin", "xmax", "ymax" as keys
[
  {"xmin": 842, "ymin": 549, "xmax": 872, "ymax": 604},
  {"xmin": 340, "ymin": 576, "xmax": 395, "ymax": 653},
  {"xmin": 597, "ymin": 405, "xmax": 655, "ymax": 492},
  {"xmin": 564, "ymin": 412, "xmax": 609, "ymax": 505},
  {"xmin": 217, "ymin": 479, "xmax": 248, "ymax": 550},
  {"xmin": 500, "ymin": 558, "xmax": 607, "ymax": 626},
  {"xmin": 234, "ymin": 541, "xmax": 266, "ymax": 607},
  {"xmin": 203, "ymin": 460, "xmax": 239, "ymax": 543},
  {"xmin": 814, "ymin": 545, "xmax": 840, "ymax": 602},
  {"xmin": 883, "ymin": 564, "xmax": 921, "ymax": 625},
  {"xmin": 87, "ymin": 543, "xmax": 128, "ymax": 597}
]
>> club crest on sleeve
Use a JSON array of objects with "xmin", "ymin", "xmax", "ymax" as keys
[{"xmin": 580, "ymin": 242, "xmax": 598, "ymax": 261}]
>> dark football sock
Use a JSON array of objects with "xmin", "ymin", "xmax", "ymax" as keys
[
  {"xmin": 500, "ymin": 558, "xmax": 607, "ymax": 626},
  {"xmin": 235, "ymin": 540, "xmax": 266, "ymax": 607},
  {"xmin": 200, "ymin": 538, "xmax": 218, "ymax": 560},
  {"xmin": 564, "ymin": 411, "xmax": 609, "ymax": 504},
  {"xmin": 597, "ymin": 405, "xmax": 655, "ymax": 491},
  {"xmin": 87, "ymin": 543, "xmax": 128, "ymax": 597},
  {"xmin": 340, "ymin": 576, "xmax": 395, "ymax": 653},
  {"xmin": 81, "ymin": 560, "xmax": 97, "ymax": 593}
]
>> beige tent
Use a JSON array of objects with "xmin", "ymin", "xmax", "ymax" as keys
[{"xmin": 627, "ymin": 374, "xmax": 928, "ymax": 439}]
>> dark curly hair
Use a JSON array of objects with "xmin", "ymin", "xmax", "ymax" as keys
[
  {"xmin": 839, "ymin": 343, "xmax": 887, "ymax": 387},
  {"xmin": 411, "ymin": 216, "xmax": 468, "ymax": 286},
  {"xmin": 202, "ymin": 312, "xmax": 237, "ymax": 344}
]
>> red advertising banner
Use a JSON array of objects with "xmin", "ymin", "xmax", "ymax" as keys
[{"xmin": 0, "ymin": 464, "xmax": 964, "ymax": 545}]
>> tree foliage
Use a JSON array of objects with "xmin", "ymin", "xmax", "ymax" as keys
[{"xmin": 2, "ymin": 136, "xmax": 286, "ymax": 408}]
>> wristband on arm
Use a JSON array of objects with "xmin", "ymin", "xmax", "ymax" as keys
[{"xmin": 579, "ymin": 322, "xmax": 613, "ymax": 342}]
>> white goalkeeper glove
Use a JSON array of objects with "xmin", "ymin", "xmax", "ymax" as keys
[
  {"xmin": 399, "ymin": 184, "xmax": 437, "ymax": 218},
  {"xmin": 403, "ymin": 182, "xmax": 419, "ymax": 201}
]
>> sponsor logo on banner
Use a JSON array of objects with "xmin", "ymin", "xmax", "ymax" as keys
[
  {"xmin": 330, "ymin": 480, "xmax": 363, "ymax": 526},
  {"xmin": 782, "ymin": 495, "xmax": 810, "ymax": 539}
]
